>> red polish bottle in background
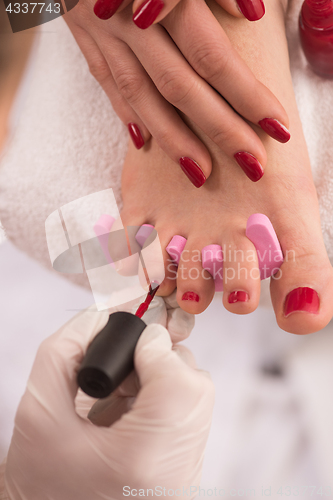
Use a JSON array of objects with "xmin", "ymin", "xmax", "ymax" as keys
[{"xmin": 299, "ymin": 0, "xmax": 333, "ymax": 78}]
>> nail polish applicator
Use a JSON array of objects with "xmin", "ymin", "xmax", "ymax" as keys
[{"xmin": 77, "ymin": 283, "xmax": 159, "ymax": 399}]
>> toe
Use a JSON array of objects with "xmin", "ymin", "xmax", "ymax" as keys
[
  {"xmin": 270, "ymin": 250, "xmax": 333, "ymax": 334},
  {"xmin": 119, "ymin": 211, "xmax": 177, "ymax": 296},
  {"xmin": 155, "ymin": 226, "xmax": 178, "ymax": 297},
  {"xmin": 176, "ymin": 237, "xmax": 215, "ymax": 314},
  {"xmin": 222, "ymin": 229, "xmax": 261, "ymax": 314},
  {"xmin": 270, "ymin": 217, "xmax": 333, "ymax": 334}
]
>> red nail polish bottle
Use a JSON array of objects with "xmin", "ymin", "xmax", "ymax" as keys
[{"xmin": 299, "ymin": 0, "xmax": 333, "ymax": 78}]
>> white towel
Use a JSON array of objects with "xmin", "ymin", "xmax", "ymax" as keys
[
  {"xmin": 0, "ymin": 18, "xmax": 128, "ymax": 286},
  {"xmin": 286, "ymin": 0, "xmax": 333, "ymax": 257}
]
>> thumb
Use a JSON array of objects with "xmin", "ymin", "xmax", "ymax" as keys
[
  {"xmin": 24, "ymin": 307, "xmax": 109, "ymax": 422},
  {"xmin": 134, "ymin": 323, "xmax": 176, "ymax": 386},
  {"xmin": 133, "ymin": 324, "xmax": 215, "ymax": 424}
]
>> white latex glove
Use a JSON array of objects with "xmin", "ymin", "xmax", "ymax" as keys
[{"xmin": 1, "ymin": 293, "xmax": 214, "ymax": 500}]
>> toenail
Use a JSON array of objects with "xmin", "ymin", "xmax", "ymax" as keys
[
  {"xmin": 284, "ymin": 287, "xmax": 320, "ymax": 317},
  {"xmin": 258, "ymin": 118, "xmax": 291, "ymax": 144},
  {"xmin": 234, "ymin": 152, "xmax": 264, "ymax": 182},
  {"xmin": 128, "ymin": 123, "xmax": 145, "ymax": 149},
  {"xmin": 179, "ymin": 157, "xmax": 206, "ymax": 188},
  {"xmin": 182, "ymin": 291, "xmax": 200, "ymax": 302},
  {"xmin": 228, "ymin": 291, "xmax": 249, "ymax": 304}
]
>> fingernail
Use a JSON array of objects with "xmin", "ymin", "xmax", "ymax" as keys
[
  {"xmin": 259, "ymin": 118, "xmax": 291, "ymax": 144},
  {"xmin": 94, "ymin": 0, "xmax": 123, "ymax": 20},
  {"xmin": 179, "ymin": 157, "xmax": 206, "ymax": 188},
  {"xmin": 133, "ymin": 0, "xmax": 164, "ymax": 29},
  {"xmin": 236, "ymin": 0, "xmax": 265, "ymax": 21},
  {"xmin": 284, "ymin": 287, "xmax": 320, "ymax": 317},
  {"xmin": 182, "ymin": 291, "xmax": 200, "ymax": 302},
  {"xmin": 234, "ymin": 152, "xmax": 264, "ymax": 182},
  {"xmin": 228, "ymin": 291, "xmax": 249, "ymax": 304},
  {"xmin": 128, "ymin": 123, "xmax": 145, "ymax": 149}
]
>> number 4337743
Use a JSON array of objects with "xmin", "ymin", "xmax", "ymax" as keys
[{"xmin": 5, "ymin": 3, "xmax": 61, "ymax": 13}]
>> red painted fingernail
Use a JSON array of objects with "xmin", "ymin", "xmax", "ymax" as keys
[
  {"xmin": 234, "ymin": 152, "xmax": 264, "ymax": 182},
  {"xmin": 284, "ymin": 287, "xmax": 320, "ymax": 317},
  {"xmin": 259, "ymin": 118, "xmax": 291, "ymax": 143},
  {"xmin": 228, "ymin": 291, "xmax": 249, "ymax": 304},
  {"xmin": 94, "ymin": 0, "xmax": 123, "ymax": 20},
  {"xmin": 128, "ymin": 123, "xmax": 145, "ymax": 149},
  {"xmin": 236, "ymin": 0, "xmax": 265, "ymax": 21},
  {"xmin": 133, "ymin": 0, "xmax": 164, "ymax": 29},
  {"xmin": 179, "ymin": 157, "xmax": 206, "ymax": 188},
  {"xmin": 182, "ymin": 291, "xmax": 200, "ymax": 302}
]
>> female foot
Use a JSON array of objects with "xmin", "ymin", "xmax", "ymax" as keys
[{"xmin": 119, "ymin": 0, "xmax": 333, "ymax": 335}]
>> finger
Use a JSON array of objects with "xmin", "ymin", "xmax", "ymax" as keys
[
  {"xmin": 98, "ymin": 37, "xmax": 213, "ymax": 184},
  {"xmin": 166, "ymin": 304, "xmax": 195, "ymax": 343},
  {"xmin": 88, "ymin": 392, "xmax": 135, "ymax": 426},
  {"xmin": 75, "ymin": 388, "xmax": 99, "ymax": 419},
  {"xmin": 126, "ymin": 23, "xmax": 268, "ymax": 178},
  {"xmin": 25, "ymin": 307, "xmax": 109, "ymax": 422},
  {"xmin": 215, "ymin": 0, "xmax": 265, "ymax": 21},
  {"xmin": 162, "ymin": 0, "xmax": 289, "ymax": 143},
  {"xmin": 94, "ymin": 0, "xmax": 132, "ymax": 21},
  {"xmin": 134, "ymin": 324, "xmax": 215, "ymax": 420},
  {"xmin": 66, "ymin": 21, "xmax": 150, "ymax": 148},
  {"xmin": 172, "ymin": 344, "xmax": 197, "ymax": 369},
  {"xmin": 132, "ymin": 0, "xmax": 180, "ymax": 29}
]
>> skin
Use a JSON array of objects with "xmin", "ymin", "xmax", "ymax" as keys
[{"xmin": 119, "ymin": 0, "xmax": 333, "ymax": 335}]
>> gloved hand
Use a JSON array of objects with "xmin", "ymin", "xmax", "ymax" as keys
[{"xmin": 1, "ymin": 293, "xmax": 214, "ymax": 500}]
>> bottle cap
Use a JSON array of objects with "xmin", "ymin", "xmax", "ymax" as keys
[{"xmin": 77, "ymin": 311, "xmax": 146, "ymax": 398}]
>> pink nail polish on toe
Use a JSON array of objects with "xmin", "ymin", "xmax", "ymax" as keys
[
  {"xmin": 284, "ymin": 287, "xmax": 320, "ymax": 317},
  {"xmin": 234, "ymin": 152, "xmax": 264, "ymax": 182},
  {"xmin": 179, "ymin": 157, "xmax": 206, "ymax": 188},
  {"xmin": 228, "ymin": 291, "xmax": 249, "ymax": 304},
  {"xmin": 133, "ymin": 0, "xmax": 164, "ymax": 29},
  {"xmin": 258, "ymin": 118, "xmax": 291, "ymax": 144},
  {"xmin": 182, "ymin": 292, "xmax": 200, "ymax": 302}
]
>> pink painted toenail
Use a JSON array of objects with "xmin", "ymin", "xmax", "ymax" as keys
[
  {"xmin": 246, "ymin": 214, "xmax": 283, "ymax": 279},
  {"xmin": 166, "ymin": 235, "xmax": 187, "ymax": 265},
  {"xmin": 135, "ymin": 224, "xmax": 154, "ymax": 246},
  {"xmin": 202, "ymin": 245, "xmax": 224, "ymax": 292},
  {"xmin": 94, "ymin": 214, "xmax": 115, "ymax": 264},
  {"xmin": 284, "ymin": 287, "xmax": 320, "ymax": 317},
  {"xmin": 182, "ymin": 291, "xmax": 200, "ymax": 302},
  {"xmin": 228, "ymin": 291, "xmax": 249, "ymax": 304}
]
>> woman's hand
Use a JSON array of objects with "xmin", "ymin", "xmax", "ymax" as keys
[
  {"xmin": 94, "ymin": 0, "xmax": 266, "ymax": 25},
  {"xmin": 64, "ymin": 0, "xmax": 290, "ymax": 186},
  {"xmin": 2, "ymin": 297, "xmax": 214, "ymax": 500}
]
